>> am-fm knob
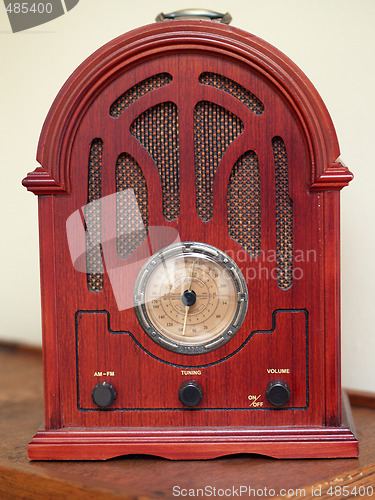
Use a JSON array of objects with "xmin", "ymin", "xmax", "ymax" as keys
[
  {"xmin": 266, "ymin": 380, "xmax": 291, "ymax": 407},
  {"xmin": 92, "ymin": 381, "xmax": 117, "ymax": 408}
]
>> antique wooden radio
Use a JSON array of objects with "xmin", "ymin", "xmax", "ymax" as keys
[{"xmin": 23, "ymin": 9, "xmax": 357, "ymax": 460}]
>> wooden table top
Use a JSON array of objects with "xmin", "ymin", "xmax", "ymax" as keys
[{"xmin": 0, "ymin": 344, "xmax": 374, "ymax": 500}]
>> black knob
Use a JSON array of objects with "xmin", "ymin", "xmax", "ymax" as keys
[
  {"xmin": 266, "ymin": 380, "xmax": 291, "ymax": 407},
  {"xmin": 181, "ymin": 290, "xmax": 197, "ymax": 306},
  {"xmin": 92, "ymin": 382, "xmax": 117, "ymax": 408},
  {"xmin": 178, "ymin": 380, "xmax": 203, "ymax": 407}
]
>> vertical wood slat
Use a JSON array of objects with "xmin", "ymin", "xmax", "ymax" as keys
[
  {"xmin": 324, "ymin": 191, "xmax": 342, "ymax": 426},
  {"xmin": 38, "ymin": 196, "xmax": 61, "ymax": 428}
]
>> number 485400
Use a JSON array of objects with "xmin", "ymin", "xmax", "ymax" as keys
[
  {"xmin": 6, "ymin": 3, "xmax": 53, "ymax": 14},
  {"xmin": 326, "ymin": 485, "xmax": 373, "ymax": 497}
]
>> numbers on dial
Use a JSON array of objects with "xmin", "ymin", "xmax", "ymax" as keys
[
  {"xmin": 134, "ymin": 243, "xmax": 248, "ymax": 355},
  {"xmin": 146, "ymin": 257, "xmax": 236, "ymax": 342}
]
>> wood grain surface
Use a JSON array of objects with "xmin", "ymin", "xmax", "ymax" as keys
[{"xmin": 0, "ymin": 346, "xmax": 373, "ymax": 499}]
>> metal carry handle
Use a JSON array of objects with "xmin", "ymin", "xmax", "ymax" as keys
[{"xmin": 155, "ymin": 9, "xmax": 232, "ymax": 24}]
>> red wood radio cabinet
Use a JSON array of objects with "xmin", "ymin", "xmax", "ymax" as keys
[{"xmin": 23, "ymin": 10, "xmax": 357, "ymax": 460}]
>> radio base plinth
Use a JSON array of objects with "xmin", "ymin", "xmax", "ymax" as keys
[{"xmin": 28, "ymin": 395, "xmax": 358, "ymax": 461}]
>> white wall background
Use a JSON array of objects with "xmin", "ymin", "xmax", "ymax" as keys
[{"xmin": 0, "ymin": 0, "xmax": 374, "ymax": 391}]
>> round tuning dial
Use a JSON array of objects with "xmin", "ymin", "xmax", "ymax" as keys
[
  {"xmin": 178, "ymin": 381, "xmax": 203, "ymax": 407},
  {"xmin": 92, "ymin": 382, "xmax": 117, "ymax": 408},
  {"xmin": 134, "ymin": 242, "xmax": 248, "ymax": 355},
  {"xmin": 266, "ymin": 380, "xmax": 291, "ymax": 407}
]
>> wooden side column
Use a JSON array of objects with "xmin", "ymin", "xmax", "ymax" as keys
[
  {"xmin": 38, "ymin": 195, "xmax": 61, "ymax": 429},
  {"xmin": 323, "ymin": 190, "xmax": 341, "ymax": 426}
]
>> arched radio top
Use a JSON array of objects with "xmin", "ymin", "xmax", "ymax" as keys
[{"xmin": 22, "ymin": 19, "xmax": 353, "ymax": 195}]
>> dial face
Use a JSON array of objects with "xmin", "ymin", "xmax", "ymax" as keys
[{"xmin": 134, "ymin": 242, "xmax": 248, "ymax": 354}]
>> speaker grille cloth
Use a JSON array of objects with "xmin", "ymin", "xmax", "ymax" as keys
[
  {"xmin": 86, "ymin": 138, "xmax": 104, "ymax": 292},
  {"xmin": 194, "ymin": 101, "xmax": 244, "ymax": 222},
  {"xmin": 273, "ymin": 136, "xmax": 293, "ymax": 290},
  {"xmin": 199, "ymin": 72, "xmax": 264, "ymax": 115},
  {"xmin": 110, "ymin": 73, "xmax": 172, "ymax": 118},
  {"xmin": 228, "ymin": 151, "xmax": 261, "ymax": 257},
  {"xmin": 116, "ymin": 153, "xmax": 149, "ymax": 258},
  {"xmin": 130, "ymin": 102, "xmax": 180, "ymax": 221}
]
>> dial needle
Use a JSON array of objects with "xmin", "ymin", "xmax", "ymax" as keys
[{"xmin": 182, "ymin": 261, "xmax": 196, "ymax": 336}]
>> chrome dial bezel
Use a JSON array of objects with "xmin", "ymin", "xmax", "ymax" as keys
[{"xmin": 133, "ymin": 242, "xmax": 248, "ymax": 355}]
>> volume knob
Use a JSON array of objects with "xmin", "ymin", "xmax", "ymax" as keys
[
  {"xmin": 266, "ymin": 380, "xmax": 291, "ymax": 407},
  {"xmin": 92, "ymin": 382, "xmax": 117, "ymax": 408}
]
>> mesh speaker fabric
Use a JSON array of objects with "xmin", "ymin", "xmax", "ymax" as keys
[
  {"xmin": 228, "ymin": 151, "xmax": 261, "ymax": 257},
  {"xmin": 116, "ymin": 153, "xmax": 149, "ymax": 258},
  {"xmin": 199, "ymin": 72, "xmax": 264, "ymax": 115},
  {"xmin": 272, "ymin": 136, "xmax": 293, "ymax": 290},
  {"xmin": 130, "ymin": 102, "xmax": 180, "ymax": 221},
  {"xmin": 110, "ymin": 73, "xmax": 173, "ymax": 118},
  {"xmin": 194, "ymin": 101, "xmax": 244, "ymax": 222},
  {"xmin": 86, "ymin": 138, "xmax": 104, "ymax": 292}
]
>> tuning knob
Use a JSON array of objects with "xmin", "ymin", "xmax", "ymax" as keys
[
  {"xmin": 266, "ymin": 380, "xmax": 291, "ymax": 407},
  {"xmin": 92, "ymin": 382, "xmax": 117, "ymax": 408},
  {"xmin": 178, "ymin": 380, "xmax": 203, "ymax": 407}
]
